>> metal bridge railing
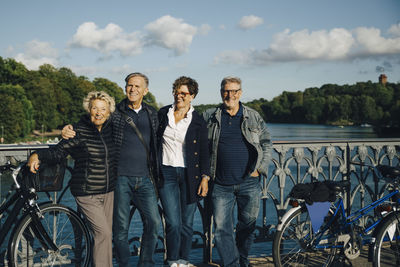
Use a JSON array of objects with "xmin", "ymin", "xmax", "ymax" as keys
[{"xmin": 1, "ymin": 139, "xmax": 400, "ymax": 264}]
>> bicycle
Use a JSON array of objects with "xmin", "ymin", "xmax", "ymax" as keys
[
  {"xmin": 46, "ymin": 159, "xmax": 168, "ymax": 264},
  {"xmin": 0, "ymin": 159, "xmax": 91, "ymax": 266},
  {"xmin": 272, "ymin": 162, "xmax": 400, "ymax": 267}
]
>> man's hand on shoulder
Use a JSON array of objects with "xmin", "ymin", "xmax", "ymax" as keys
[{"xmin": 61, "ymin": 124, "xmax": 76, "ymax": 139}]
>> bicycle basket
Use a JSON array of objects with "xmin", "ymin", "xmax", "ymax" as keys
[{"xmin": 18, "ymin": 160, "xmax": 66, "ymax": 192}]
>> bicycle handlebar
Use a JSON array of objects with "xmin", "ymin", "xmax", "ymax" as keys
[
  {"xmin": 350, "ymin": 161, "xmax": 374, "ymax": 167},
  {"xmin": 0, "ymin": 160, "xmax": 28, "ymax": 190},
  {"xmin": 0, "ymin": 161, "xmax": 15, "ymax": 172},
  {"xmin": 351, "ymin": 161, "xmax": 400, "ymax": 182}
]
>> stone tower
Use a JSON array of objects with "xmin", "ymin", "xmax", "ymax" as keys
[{"xmin": 379, "ymin": 74, "xmax": 387, "ymax": 86}]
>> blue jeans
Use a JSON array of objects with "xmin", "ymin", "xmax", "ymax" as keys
[
  {"xmin": 113, "ymin": 176, "xmax": 160, "ymax": 267},
  {"xmin": 159, "ymin": 165, "xmax": 196, "ymax": 264},
  {"xmin": 212, "ymin": 177, "xmax": 261, "ymax": 267}
]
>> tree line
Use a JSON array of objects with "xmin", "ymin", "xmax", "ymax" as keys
[
  {"xmin": 242, "ymin": 81, "xmax": 400, "ymax": 127},
  {"xmin": 194, "ymin": 81, "xmax": 400, "ymax": 129},
  {"xmin": 1, "ymin": 56, "xmax": 399, "ymax": 142},
  {"xmin": 0, "ymin": 57, "xmax": 157, "ymax": 143}
]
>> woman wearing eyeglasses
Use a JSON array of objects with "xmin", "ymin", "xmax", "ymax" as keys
[{"xmin": 157, "ymin": 76, "xmax": 210, "ymax": 267}]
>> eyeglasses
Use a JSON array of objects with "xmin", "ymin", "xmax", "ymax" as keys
[
  {"xmin": 221, "ymin": 89, "xmax": 241, "ymax": 96},
  {"xmin": 174, "ymin": 91, "xmax": 191, "ymax": 97}
]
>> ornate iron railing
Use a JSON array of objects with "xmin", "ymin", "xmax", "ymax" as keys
[
  {"xmin": 1, "ymin": 139, "xmax": 400, "ymax": 264},
  {"xmin": 204, "ymin": 138, "xmax": 400, "ymax": 263}
]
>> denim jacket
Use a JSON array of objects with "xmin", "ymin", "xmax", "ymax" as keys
[{"xmin": 202, "ymin": 104, "xmax": 272, "ymax": 180}]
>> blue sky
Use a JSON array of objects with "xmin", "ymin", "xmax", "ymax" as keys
[{"xmin": 1, "ymin": 0, "xmax": 400, "ymax": 105}]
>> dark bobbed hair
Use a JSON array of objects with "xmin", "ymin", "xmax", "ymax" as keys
[{"xmin": 172, "ymin": 76, "xmax": 199, "ymax": 98}]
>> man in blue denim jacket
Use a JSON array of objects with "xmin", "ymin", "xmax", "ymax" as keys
[{"xmin": 202, "ymin": 76, "xmax": 271, "ymax": 267}]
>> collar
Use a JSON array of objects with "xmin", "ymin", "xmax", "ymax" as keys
[
  {"xmin": 222, "ymin": 102, "xmax": 243, "ymax": 117},
  {"xmin": 125, "ymin": 101, "xmax": 142, "ymax": 113},
  {"xmin": 169, "ymin": 104, "xmax": 194, "ymax": 117}
]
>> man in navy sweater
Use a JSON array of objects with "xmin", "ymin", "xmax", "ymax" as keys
[
  {"xmin": 62, "ymin": 73, "xmax": 160, "ymax": 266},
  {"xmin": 202, "ymin": 77, "xmax": 272, "ymax": 267}
]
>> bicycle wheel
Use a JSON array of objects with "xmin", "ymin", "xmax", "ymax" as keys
[
  {"xmin": 9, "ymin": 203, "xmax": 91, "ymax": 267},
  {"xmin": 273, "ymin": 206, "xmax": 336, "ymax": 267},
  {"xmin": 373, "ymin": 211, "xmax": 400, "ymax": 267}
]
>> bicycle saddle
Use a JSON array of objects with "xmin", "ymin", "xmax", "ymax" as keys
[
  {"xmin": 327, "ymin": 180, "xmax": 351, "ymax": 192},
  {"xmin": 377, "ymin": 165, "xmax": 400, "ymax": 180}
]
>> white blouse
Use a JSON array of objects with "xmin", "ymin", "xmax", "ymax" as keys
[{"xmin": 162, "ymin": 105, "xmax": 194, "ymax": 167}]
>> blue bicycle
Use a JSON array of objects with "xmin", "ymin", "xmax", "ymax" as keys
[{"xmin": 272, "ymin": 163, "xmax": 400, "ymax": 267}]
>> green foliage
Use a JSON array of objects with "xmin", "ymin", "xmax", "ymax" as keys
[
  {"xmin": 1, "ymin": 55, "xmax": 400, "ymax": 142},
  {"xmin": 0, "ymin": 84, "xmax": 34, "ymax": 142},
  {"xmin": 0, "ymin": 58, "xmax": 28, "ymax": 85},
  {"xmin": 0, "ymin": 56, "xmax": 163, "ymax": 142},
  {"xmin": 143, "ymin": 91, "xmax": 159, "ymax": 110},
  {"xmin": 23, "ymin": 76, "xmax": 62, "ymax": 130},
  {"xmin": 194, "ymin": 104, "xmax": 219, "ymax": 115},
  {"xmin": 93, "ymin": 77, "xmax": 125, "ymax": 104},
  {"xmin": 247, "ymin": 81, "xmax": 400, "ymax": 127}
]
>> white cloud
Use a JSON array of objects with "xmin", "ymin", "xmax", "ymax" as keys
[
  {"xmin": 69, "ymin": 22, "xmax": 143, "ymax": 56},
  {"xmin": 214, "ymin": 24, "xmax": 400, "ymax": 65},
  {"xmin": 388, "ymin": 23, "xmax": 400, "ymax": 37},
  {"xmin": 69, "ymin": 65, "xmax": 99, "ymax": 76},
  {"xmin": 267, "ymin": 28, "xmax": 355, "ymax": 60},
  {"xmin": 215, "ymin": 28, "xmax": 354, "ymax": 64},
  {"xmin": 144, "ymin": 15, "xmax": 197, "ymax": 55},
  {"xmin": 354, "ymin": 26, "xmax": 400, "ymax": 55},
  {"xmin": 14, "ymin": 40, "xmax": 59, "ymax": 69},
  {"xmin": 219, "ymin": 24, "xmax": 226, "ymax": 30},
  {"xmin": 238, "ymin": 15, "xmax": 264, "ymax": 30},
  {"xmin": 68, "ymin": 17, "xmax": 208, "ymax": 58}
]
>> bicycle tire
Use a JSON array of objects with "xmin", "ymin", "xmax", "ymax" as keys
[
  {"xmin": 373, "ymin": 211, "xmax": 400, "ymax": 267},
  {"xmin": 9, "ymin": 203, "xmax": 91, "ymax": 267},
  {"xmin": 273, "ymin": 206, "xmax": 336, "ymax": 267}
]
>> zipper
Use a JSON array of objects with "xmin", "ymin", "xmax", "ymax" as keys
[
  {"xmin": 211, "ymin": 114, "xmax": 220, "ymax": 179},
  {"xmin": 99, "ymin": 130, "xmax": 109, "ymax": 193}
]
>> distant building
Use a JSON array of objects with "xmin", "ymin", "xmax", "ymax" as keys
[{"xmin": 379, "ymin": 74, "xmax": 387, "ymax": 86}]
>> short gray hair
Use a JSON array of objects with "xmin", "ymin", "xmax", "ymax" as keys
[
  {"xmin": 125, "ymin": 72, "xmax": 149, "ymax": 87},
  {"xmin": 82, "ymin": 91, "xmax": 116, "ymax": 113},
  {"xmin": 220, "ymin": 76, "xmax": 242, "ymax": 91}
]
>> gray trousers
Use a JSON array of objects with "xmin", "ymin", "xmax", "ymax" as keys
[{"xmin": 75, "ymin": 191, "xmax": 114, "ymax": 267}]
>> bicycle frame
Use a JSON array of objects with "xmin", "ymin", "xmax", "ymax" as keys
[
  {"xmin": 313, "ymin": 189, "xmax": 399, "ymax": 250},
  {"xmin": 0, "ymin": 191, "xmax": 24, "ymax": 244},
  {"xmin": 0, "ymin": 164, "xmax": 60, "ymax": 253}
]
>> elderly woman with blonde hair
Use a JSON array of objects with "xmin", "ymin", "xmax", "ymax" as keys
[{"xmin": 28, "ymin": 91, "xmax": 117, "ymax": 267}]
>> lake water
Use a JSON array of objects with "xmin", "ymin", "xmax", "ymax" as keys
[
  {"xmin": 268, "ymin": 123, "xmax": 379, "ymax": 140},
  {"xmin": 0, "ymin": 124, "xmax": 391, "ymax": 265}
]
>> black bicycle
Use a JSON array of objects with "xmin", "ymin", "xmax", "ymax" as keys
[{"xmin": 0, "ymin": 159, "xmax": 91, "ymax": 266}]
